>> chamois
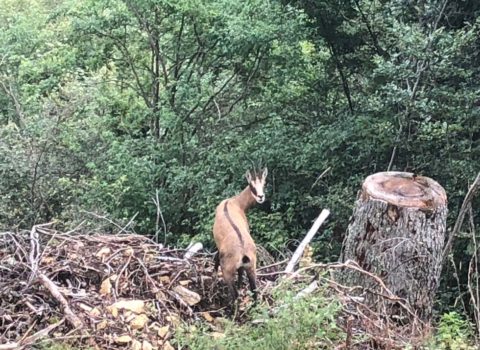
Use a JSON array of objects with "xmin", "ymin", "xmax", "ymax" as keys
[{"xmin": 212, "ymin": 168, "xmax": 268, "ymax": 301}]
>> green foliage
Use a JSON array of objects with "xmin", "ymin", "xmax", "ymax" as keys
[
  {"xmin": 174, "ymin": 284, "xmax": 343, "ymax": 349},
  {"xmin": 426, "ymin": 312, "xmax": 476, "ymax": 350},
  {"xmin": 0, "ymin": 0, "xmax": 480, "ymax": 330}
]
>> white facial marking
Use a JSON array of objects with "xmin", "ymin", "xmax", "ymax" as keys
[
  {"xmin": 250, "ymin": 178, "xmax": 266, "ymax": 203},
  {"xmin": 246, "ymin": 168, "xmax": 268, "ymax": 204}
]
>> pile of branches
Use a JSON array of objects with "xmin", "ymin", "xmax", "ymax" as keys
[
  {"xmin": 0, "ymin": 218, "xmax": 429, "ymax": 350},
  {"xmin": 0, "ymin": 223, "xmax": 279, "ymax": 349}
]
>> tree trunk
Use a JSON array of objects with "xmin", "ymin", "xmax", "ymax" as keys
[{"xmin": 338, "ymin": 171, "xmax": 447, "ymax": 320}]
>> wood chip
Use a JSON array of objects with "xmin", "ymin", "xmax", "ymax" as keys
[
  {"xmin": 113, "ymin": 335, "xmax": 132, "ymax": 344},
  {"xmin": 78, "ymin": 303, "xmax": 93, "ymax": 312},
  {"xmin": 124, "ymin": 247, "xmax": 135, "ymax": 256},
  {"xmin": 166, "ymin": 314, "xmax": 180, "ymax": 327},
  {"xmin": 41, "ymin": 256, "xmax": 55, "ymax": 264},
  {"xmin": 96, "ymin": 320, "xmax": 108, "ymax": 330},
  {"xmin": 160, "ymin": 276, "xmax": 170, "ymax": 283},
  {"xmin": 130, "ymin": 314, "xmax": 149, "ymax": 330},
  {"xmin": 173, "ymin": 285, "xmax": 201, "ymax": 306},
  {"xmin": 158, "ymin": 325, "xmax": 170, "ymax": 338},
  {"xmin": 142, "ymin": 340, "xmax": 153, "ymax": 350},
  {"xmin": 107, "ymin": 305, "xmax": 119, "ymax": 318},
  {"xmin": 90, "ymin": 307, "xmax": 101, "ymax": 317},
  {"xmin": 112, "ymin": 300, "xmax": 145, "ymax": 314},
  {"xmin": 201, "ymin": 312, "xmax": 214, "ymax": 322},
  {"xmin": 96, "ymin": 246, "xmax": 111, "ymax": 259},
  {"xmin": 100, "ymin": 278, "xmax": 112, "ymax": 296},
  {"xmin": 131, "ymin": 340, "xmax": 142, "ymax": 350}
]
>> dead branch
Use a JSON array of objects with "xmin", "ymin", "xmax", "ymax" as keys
[
  {"xmin": 285, "ymin": 209, "xmax": 330, "ymax": 273},
  {"xmin": 442, "ymin": 171, "xmax": 480, "ymax": 263},
  {"xmin": 184, "ymin": 242, "xmax": 203, "ymax": 259},
  {"xmin": 37, "ymin": 274, "xmax": 84, "ymax": 329}
]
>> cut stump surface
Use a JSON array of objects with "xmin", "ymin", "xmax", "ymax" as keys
[{"xmin": 362, "ymin": 171, "xmax": 447, "ymax": 209}]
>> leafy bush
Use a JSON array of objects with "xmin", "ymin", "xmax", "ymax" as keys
[{"xmin": 426, "ymin": 312, "xmax": 476, "ymax": 350}]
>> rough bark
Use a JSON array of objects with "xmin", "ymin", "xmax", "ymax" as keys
[{"xmin": 338, "ymin": 171, "xmax": 447, "ymax": 320}]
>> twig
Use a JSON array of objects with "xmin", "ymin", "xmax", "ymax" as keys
[
  {"xmin": 83, "ymin": 211, "xmax": 124, "ymax": 230},
  {"xmin": 257, "ymin": 259, "xmax": 288, "ymax": 272},
  {"xmin": 114, "ymin": 255, "xmax": 133, "ymax": 298},
  {"xmin": 28, "ymin": 226, "xmax": 40, "ymax": 283},
  {"xmin": 213, "ymin": 98, "xmax": 222, "ymax": 120},
  {"xmin": 442, "ymin": 172, "xmax": 480, "ymax": 263},
  {"xmin": 449, "ymin": 254, "xmax": 468, "ymax": 316},
  {"xmin": 285, "ymin": 209, "xmax": 330, "ymax": 273},
  {"xmin": 27, "ymin": 223, "xmax": 53, "ymax": 285},
  {"xmin": 279, "ymin": 259, "xmax": 422, "ymax": 325},
  {"xmin": 152, "ymin": 189, "xmax": 167, "ymax": 244},
  {"xmin": 467, "ymin": 205, "xmax": 480, "ymax": 335},
  {"xmin": 310, "ymin": 167, "xmax": 332, "ymax": 190},
  {"xmin": 257, "ymin": 271, "xmax": 289, "ymax": 277},
  {"xmin": 386, "ymin": 145, "xmax": 397, "ymax": 172},
  {"xmin": 64, "ymin": 220, "xmax": 86, "ymax": 235},
  {"xmin": 118, "ymin": 212, "xmax": 139, "ymax": 234}
]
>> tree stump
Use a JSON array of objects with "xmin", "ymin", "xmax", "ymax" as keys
[{"xmin": 338, "ymin": 171, "xmax": 447, "ymax": 320}]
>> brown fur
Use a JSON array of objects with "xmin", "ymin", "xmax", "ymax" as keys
[{"xmin": 213, "ymin": 185, "xmax": 259, "ymax": 301}]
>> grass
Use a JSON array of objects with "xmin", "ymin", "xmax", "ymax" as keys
[
  {"xmin": 174, "ymin": 283, "xmax": 479, "ymax": 350},
  {"xmin": 174, "ymin": 281, "xmax": 344, "ymax": 350},
  {"xmin": 35, "ymin": 284, "xmax": 479, "ymax": 350}
]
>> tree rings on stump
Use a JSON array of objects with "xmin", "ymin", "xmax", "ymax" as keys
[
  {"xmin": 362, "ymin": 171, "xmax": 447, "ymax": 210},
  {"xmin": 338, "ymin": 171, "xmax": 447, "ymax": 321}
]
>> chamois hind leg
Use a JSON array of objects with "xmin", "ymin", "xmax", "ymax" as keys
[
  {"xmin": 245, "ymin": 266, "xmax": 257, "ymax": 300},
  {"xmin": 213, "ymin": 251, "xmax": 220, "ymax": 272},
  {"xmin": 237, "ymin": 267, "xmax": 245, "ymax": 289},
  {"xmin": 222, "ymin": 264, "xmax": 238, "ymax": 302}
]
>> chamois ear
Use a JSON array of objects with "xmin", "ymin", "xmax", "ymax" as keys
[
  {"xmin": 261, "ymin": 167, "xmax": 268, "ymax": 180},
  {"xmin": 245, "ymin": 170, "xmax": 253, "ymax": 183}
]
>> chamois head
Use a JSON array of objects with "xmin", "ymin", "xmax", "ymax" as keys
[{"xmin": 245, "ymin": 168, "xmax": 268, "ymax": 204}]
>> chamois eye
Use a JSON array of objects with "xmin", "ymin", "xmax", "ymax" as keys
[{"xmin": 249, "ymin": 184, "xmax": 257, "ymax": 196}]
